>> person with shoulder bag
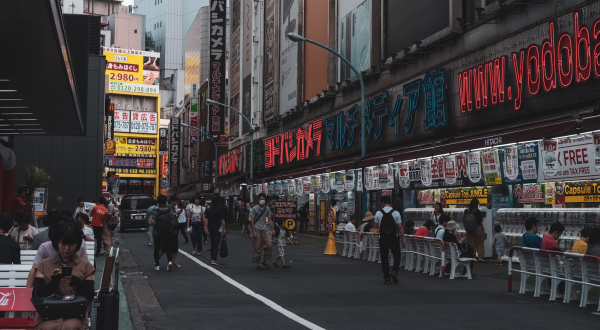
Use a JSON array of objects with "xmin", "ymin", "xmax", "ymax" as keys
[
  {"xmin": 463, "ymin": 198, "xmax": 486, "ymax": 262},
  {"xmin": 150, "ymin": 195, "xmax": 175, "ymax": 272},
  {"xmin": 373, "ymin": 196, "xmax": 405, "ymax": 285}
]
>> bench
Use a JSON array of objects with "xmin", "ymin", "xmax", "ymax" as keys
[
  {"xmin": 20, "ymin": 247, "xmax": 96, "ymax": 265},
  {"xmin": 445, "ymin": 242, "xmax": 476, "ymax": 279},
  {"xmin": 341, "ymin": 230, "xmax": 361, "ymax": 259},
  {"xmin": 0, "ymin": 264, "xmax": 33, "ymax": 288},
  {"xmin": 508, "ymin": 246, "xmax": 600, "ymax": 310},
  {"xmin": 0, "ymin": 288, "xmax": 36, "ymax": 329},
  {"xmin": 403, "ymin": 236, "xmax": 447, "ymax": 278}
]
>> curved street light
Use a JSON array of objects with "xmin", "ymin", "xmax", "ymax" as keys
[
  {"xmin": 206, "ymin": 99, "xmax": 254, "ymax": 201},
  {"xmin": 287, "ymin": 32, "xmax": 368, "ymax": 217}
]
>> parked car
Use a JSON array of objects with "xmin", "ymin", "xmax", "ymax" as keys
[{"xmin": 118, "ymin": 194, "xmax": 154, "ymax": 232}]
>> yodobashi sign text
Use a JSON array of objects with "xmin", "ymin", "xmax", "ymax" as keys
[{"xmin": 209, "ymin": 0, "xmax": 227, "ymax": 137}]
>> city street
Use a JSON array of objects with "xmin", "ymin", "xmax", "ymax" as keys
[{"xmin": 115, "ymin": 226, "xmax": 600, "ymax": 330}]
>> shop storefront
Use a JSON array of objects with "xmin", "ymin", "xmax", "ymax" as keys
[{"xmin": 250, "ymin": 5, "xmax": 600, "ymax": 246}]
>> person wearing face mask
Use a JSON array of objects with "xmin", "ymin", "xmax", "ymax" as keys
[
  {"xmin": 204, "ymin": 194, "xmax": 226, "ymax": 265},
  {"xmin": 250, "ymin": 193, "xmax": 275, "ymax": 270}
]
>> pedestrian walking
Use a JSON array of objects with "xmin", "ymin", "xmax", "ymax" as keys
[
  {"xmin": 107, "ymin": 199, "xmax": 116, "ymax": 216},
  {"xmin": 204, "ymin": 194, "xmax": 226, "ymax": 265},
  {"xmin": 373, "ymin": 196, "xmax": 404, "ymax": 284},
  {"xmin": 90, "ymin": 197, "xmax": 109, "ymax": 257},
  {"xmin": 464, "ymin": 198, "xmax": 486, "ymax": 261},
  {"xmin": 175, "ymin": 198, "xmax": 189, "ymax": 244},
  {"xmin": 145, "ymin": 198, "xmax": 158, "ymax": 246},
  {"xmin": 171, "ymin": 198, "xmax": 184, "ymax": 267},
  {"xmin": 187, "ymin": 196, "xmax": 205, "ymax": 256},
  {"xmin": 73, "ymin": 198, "xmax": 86, "ymax": 219},
  {"xmin": 238, "ymin": 201, "xmax": 249, "ymax": 234},
  {"xmin": 272, "ymin": 221, "xmax": 292, "ymax": 268},
  {"xmin": 150, "ymin": 195, "xmax": 175, "ymax": 272},
  {"xmin": 247, "ymin": 202, "xmax": 254, "ymax": 237},
  {"xmin": 251, "ymin": 193, "xmax": 274, "ymax": 270}
]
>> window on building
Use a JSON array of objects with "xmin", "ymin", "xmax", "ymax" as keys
[
  {"xmin": 160, "ymin": 21, "xmax": 162, "ymax": 28},
  {"xmin": 134, "ymin": 29, "xmax": 138, "ymax": 33}
]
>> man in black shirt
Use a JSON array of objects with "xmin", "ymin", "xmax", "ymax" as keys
[
  {"xmin": 204, "ymin": 194, "xmax": 226, "ymax": 265},
  {"xmin": 0, "ymin": 213, "xmax": 20, "ymax": 264}
]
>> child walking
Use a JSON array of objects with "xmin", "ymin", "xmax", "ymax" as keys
[
  {"xmin": 493, "ymin": 225, "xmax": 506, "ymax": 266},
  {"xmin": 273, "ymin": 221, "xmax": 293, "ymax": 269}
]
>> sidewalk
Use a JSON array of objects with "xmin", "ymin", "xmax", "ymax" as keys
[{"xmin": 94, "ymin": 242, "xmax": 133, "ymax": 330}]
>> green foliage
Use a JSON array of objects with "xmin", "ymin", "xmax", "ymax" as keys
[{"xmin": 23, "ymin": 165, "xmax": 50, "ymax": 194}]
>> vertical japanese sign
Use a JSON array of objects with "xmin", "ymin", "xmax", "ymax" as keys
[
  {"xmin": 169, "ymin": 118, "xmax": 181, "ymax": 187},
  {"xmin": 210, "ymin": 0, "xmax": 227, "ymax": 137},
  {"xmin": 114, "ymin": 110, "xmax": 130, "ymax": 133},
  {"xmin": 106, "ymin": 102, "xmax": 114, "ymax": 141},
  {"xmin": 159, "ymin": 128, "xmax": 168, "ymax": 156},
  {"xmin": 542, "ymin": 140, "xmax": 558, "ymax": 178},
  {"xmin": 263, "ymin": 0, "xmax": 276, "ymax": 120},
  {"xmin": 279, "ymin": 0, "xmax": 298, "ymax": 114},
  {"xmin": 229, "ymin": 0, "xmax": 241, "ymax": 138}
]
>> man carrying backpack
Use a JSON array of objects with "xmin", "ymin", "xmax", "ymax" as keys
[
  {"xmin": 374, "ymin": 196, "xmax": 404, "ymax": 284},
  {"xmin": 150, "ymin": 195, "xmax": 176, "ymax": 272},
  {"xmin": 464, "ymin": 198, "xmax": 485, "ymax": 262}
]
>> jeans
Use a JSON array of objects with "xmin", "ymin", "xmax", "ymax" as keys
[
  {"xmin": 209, "ymin": 231, "xmax": 221, "ymax": 261},
  {"xmin": 148, "ymin": 223, "xmax": 154, "ymax": 244},
  {"xmin": 177, "ymin": 222, "xmax": 189, "ymax": 242},
  {"xmin": 154, "ymin": 234, "xmax": 172, "ymax": 266},
  {"xmin": 379, "ymin": 236, "xmax": 401, "ymax": 279},
  {"xmin": 191, "ymin": 223, "xmax": 203, "ymax": 251}
]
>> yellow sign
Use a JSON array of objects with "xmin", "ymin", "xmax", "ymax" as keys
[
  {"xmin": 445, "ymin": 198, "xmax": 488, "ymax": 205},
  {"xmin": 283, "ymin": 219, "xmax": 296, "ymax": 231},
  {"xmin": 103, "ymin": 47, "xmax": 160, "ymax": 94},
  {"xmin": 105, "ymin": 140, "xmax": 116, "ymax": 155},
  {"xmin": 115, "ymin": 136, "xmax": 157, "ymax": 158}
]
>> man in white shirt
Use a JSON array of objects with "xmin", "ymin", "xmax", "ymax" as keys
[
  {"xmin": 435, "ymin": 215, "xmax": 450, "ymax": 240},
  {"xmin": 345, "ymin": 216, "xmax": 357, "ymax": 232}
]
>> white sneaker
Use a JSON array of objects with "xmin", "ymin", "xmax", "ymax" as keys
[
  {"xmin": 154, "ymin": 265, "xmax": 160, "ymax": 271},
  {"xmin": 167, "ymin": 262, "xmax": 172, "ymax": 272}
]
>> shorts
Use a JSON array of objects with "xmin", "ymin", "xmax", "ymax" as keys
[
  {"xmin": 278, "ymin": 246, "xmax": 285, "ymax": 257},
  {"xmin": 495, "ymin": 247, "xmax": 505, "ymax": 257}
]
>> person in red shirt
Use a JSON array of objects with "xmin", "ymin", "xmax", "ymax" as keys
[
  {"xmin": 415, "ymin": 220, "xmax": 435, "ymax": 237},
  {"xmin": 91, "ymin": 197, "xmax": 109, "ymax": 256},
  {"xmin": 541, "ymin": 222, "xmax": 565, "ymax": 252},
  {"xmin": 12, "ymin": 188, "xmax": 26, "ymax": 213}
]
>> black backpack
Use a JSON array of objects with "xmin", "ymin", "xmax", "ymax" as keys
[
  {"xmin": 463, "ymin": 210, "xmax": 478, "ymax": 233},
  {"xmin": 154, "ymin": 207, "xmax": 173, "ymax": 235},
  {"xmin": 379, "ymin": 209, "xmax": 397, "ymax": 238}
]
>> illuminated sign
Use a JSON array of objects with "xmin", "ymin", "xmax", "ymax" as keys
[
  {"xmin": 105, "ymin": 156, "xmax": 157, "ymax": 175},
  {"xmin": 209, "ymin": 0, "xmax": 227, "ymax": 136},
  {"xmin": 562, "ymin": 181, "xmax": 600, "ymax": 203},
  {"xmin": 115, "ymin": 136, "xmax": 156, "ymax": 157},
  {"xmin": 444, "ymin": 187, "xmax": 489, "ymax": 205},
  {"xmin": 458, "ymin": 11, "xmax": 600, "ymax": 111},
  {"xmin": 218, "ymin": 147, "xmax": 243, "ymax": 177},
  {"xmin": 264, "ymin": 119, "xmax": 323, "ymax": 168},
  {"xmin": 103, "ymin": 48, "xmax": 160, "ymax": 94}
]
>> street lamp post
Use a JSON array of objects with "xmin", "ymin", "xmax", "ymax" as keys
[
  {"xmin": 287, "ymin": 32, "xmax": 368, "ymax": 217},
  {"xmin": 206, "ymin": 99, "xmax": 254, "ymax": 202},
  {"xmin": 181, "ymin": 123, "xmax": 218, "ymax": 184}
]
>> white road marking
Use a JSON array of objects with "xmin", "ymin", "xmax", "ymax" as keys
[{"xmin": 178, "ymin": 249, "xmax": 325, "ymax": 330}]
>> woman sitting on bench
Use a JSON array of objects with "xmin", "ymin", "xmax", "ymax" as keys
[{"xmin": 32, "ymin": 222, "xmax": 95, "ymax": 330}]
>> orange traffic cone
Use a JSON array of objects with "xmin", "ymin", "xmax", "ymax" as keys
[{"xmin": 324, "ymin": 232, "xmax": 337, "ymax": 255}]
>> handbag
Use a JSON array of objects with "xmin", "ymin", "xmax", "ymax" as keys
[
  {"xmin": 31, "ymin": 296, "xmax": 88, "ymax": 321},
  {"xmin": 220, "ymin": 234, "xmax": 228, "ymax": 258}
]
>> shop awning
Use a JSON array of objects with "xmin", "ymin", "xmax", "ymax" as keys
[
  {"xmin": 0, "ymin": 0, "xmax": 83, "ymax": 136},
  {"xmin": 358, "ymin": 114, "xmax": 600, "ymax": 167},
  {"xmin": 255, "ymin": 158, "xmax": 360, "ymax": 182}
]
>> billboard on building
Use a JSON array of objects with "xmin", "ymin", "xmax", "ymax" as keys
[
  {"xmin": 230, "ymin": 0, "xmax": 241, "ymax": 139},
  {"xmin": 263, "ymin": 0, "xmax": 277, "ymax": 121},
  {"xmin": 209, "ymin": 0, "xmax": 227, "ymax": 137},
  {"xmin": 103, "ymin": 48, "xmax": 160, "ymax": 94},
  {"xmin": 114, "ymin": 136, "xmax": 157, "ymax": 157},
  {"xmin": 130, "ymin": 111, "xmax": 158, "ymax": 134},
  {"xmin": 242, "ymin": 0, "xmax": 252, "ymax": 134},
  {"xmin": 170, "ymin": 118, "xmax": 181, "ymax": 187},
  {"xmin": 279, "ymin": 0, "xmax": 299, "ymax": 114},
  {"xmin": 339, "ymin": 0, "xmax": 370, "ymax": 82}
]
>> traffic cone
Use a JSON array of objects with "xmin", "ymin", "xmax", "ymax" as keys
[{"xmin": 324, "ymin": 232, "xmax": 337, "ymax": 255}]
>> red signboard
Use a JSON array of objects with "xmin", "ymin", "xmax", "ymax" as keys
[
  {"xmin": 0, "ymin": 288, "xmax": 34, "ymax": 311},
  {"xmin": 264, "ymin": 119, "xmax": 323, "ymax": 168},
  {"xmin": 218, "ymin": 147, "xmax": 243, "ymax": 177}
]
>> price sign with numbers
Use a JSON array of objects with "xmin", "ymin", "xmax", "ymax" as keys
[
  {"xmin": 130, "ymin": 111, "xmax": 158, "ymax": 134},
  {"xmin": 114, "ymin": 110, "xmax": 130, "ymax": 133}
]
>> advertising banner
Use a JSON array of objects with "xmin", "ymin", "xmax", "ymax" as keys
[
  {"xmin": 114, "ymin": 136, "xmax": 156, "ymax": 157},
  {"xmin": 545, "ymin": 182, "xmax": 556, "ymax": 204},
  {"xmin": 321, "ymin": 174, "xmax": 330, "ymax": 193},
  {"xmin": 345, "ymin": 170, "xmax": 355, "ymax": 191},
  {"xmin": 103, "ymin": 48, "xmax": 160, "ymax": 94},
  {"xmin": 542, "ymin": 140, "xmax": 559, "ymax": 178},
  {"xmin": 445, "ymin": 187, "xmax": 489, "ymax": 205},
  {"xmin": 515, "ymin": 183, "xmax": 545, "ymax": 203},
  {"xmin": 294, "ymin": 178, "xmax": 301, "ymax": 196},
  {"xmin": 365, "ymin": 166, "xmax": 380, "ymax": 190},
  {"xmin": 379, "ymin": 164, "xmax": 394, "ymax": 189},
  {"xmin": 114, "ymin": 110, "xmax": 130, "ymax": 132},
  {"xmin": 501, "ymin": 142, "xmax": 539, "ymax": 184},
  {"xmin": 560, "ymin": 181, "xmax": 600, "ymax": 203},
  {"xmin": 420, "ymin": 159, "xmax": 432, "ymax": 187},
  {"xmin": 595, "ymin": 133, "xmax": 600, "ymax": 171},
  {"xmin": 34, "ymin": 188, "xmax": 46, "ymax": 218},
  {"xmin": 303, "ymin": 177, "xmax": 311, "ymax": 195},
  {"xmin": 106, "ymin": 102, "xmax": 114, "ymax": 140},
  {"xmin": 338, "ymin": 0, "xmax": 371, "ymax": 82},
  {"xmin": 229, "ymin": 0, "xmax": 241, "ymax": 138},
  {"xmin": 468, "ymin": 152, "xmax": 482, "ymax": 183},
  {"xmin": 274, "ymin": 181, "xmax": 282, "ymax": 195},
  {"xmin": 503, "ymin": 145, "xmax": 519, "ymax": 180},
  {"xmin": 263, "ymin": 0, "xmax": 276, "ymax": 121},
  {"xmin": 356, "ymin": 169, "xmax": 363, "ymax": 191},
  {"xmin": 398, "ymin": 162, "xmax": 410, "ymax": 188},
  {"xmin": 417, "ymin": 190, "xmax": 434, "ymax": 204},
  {"xmin": 443, "ymin": 155, "xmax": 457, "ymax": 185},
  {"xmin": 335, "ymin": 172, "xmax": 345, "ymax": 191},
  {"xmin": 159, "ymin": 128, "xmax": 168, "ymax": 156},
  {"xmin": 169, "ymin": 118, "xmax": 181, "ymax": 187},
  {"xmin": 279, "ymin": 0, "xmax": 299, "ymax": 115},
  {"xmin": 268, "ymin": 182, "xmax": 274, "ymax": 195},
  {"xmin": 274, "ymin": 201, "xmax": 298, "ymax": 231},
  {"xmin": 312, "ymin": 175, "xmax": 321, "ymax": 193},
  {"xmin": 482, "ymin": 149, "xmax": 502, "ymax": 185},
  {"xmin": 105, "ymin": 157, "xmax": 157, "ymax": 175},
  {"xmin": 210, "ymin": 0, "xmax": 227, "ymax": 136}
]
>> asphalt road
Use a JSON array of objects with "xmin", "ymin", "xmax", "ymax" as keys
[{"xmin": 116, "ymin": 226, "xmax": 600, "ymax": 330}]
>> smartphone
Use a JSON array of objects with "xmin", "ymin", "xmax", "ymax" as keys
[{"xmin": 62, "ymin": 266, "xmax": 73, "ymax": 277}]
